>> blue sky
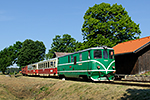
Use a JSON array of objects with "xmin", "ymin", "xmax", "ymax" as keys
[{"xmin": 0, "ymin": 0, "xmax": 150, "ymax": 53}]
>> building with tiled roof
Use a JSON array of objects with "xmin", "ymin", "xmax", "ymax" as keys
[
  {"xmin": 113, "ymin": 36, "xmax": 150, "ymax": 55},
  {"xmin": 113, "ymin": 36, "xmax": 150, "ymax": 74}
]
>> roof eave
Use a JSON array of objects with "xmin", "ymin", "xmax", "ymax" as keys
[
  {"xmin": 133, "ymin": 42, "xmax": 150, "ymax": 53},
  {"xmin": 114, "ymin": 52, "xmax": 133, "ymax": 56}
]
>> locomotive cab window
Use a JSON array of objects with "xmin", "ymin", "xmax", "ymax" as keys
[
  {"xmin": 94, "ymin": 50, "xmax": 102, "ymax": 59},
  {"xmin": 103, "ymin": 50, "xmax": 108, "ymax": 59},
  {"xmin": 109, "ymin": 50, "xmax": 114, "ymax": 59}
]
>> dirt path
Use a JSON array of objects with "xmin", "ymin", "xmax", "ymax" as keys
[{"xmin": 0, "ymin": 75, "xmax": 150, "ymax": 100}]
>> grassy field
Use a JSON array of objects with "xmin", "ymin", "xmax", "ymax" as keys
[{"xmin": 0, "ymin": 74, "xmax": 150, "ymax": 100}]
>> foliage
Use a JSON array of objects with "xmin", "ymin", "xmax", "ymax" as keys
[
  {"xmin": 46, "ymin": 34, "xmax": 78, "ymax": 59},
  {"xmin": 6, "ymin": 68, "xmax": 20, "ymax": 74},
  {"xmin": 17, "ymin": 39, "xmax": 46, "ymax": 66},
  {"xmin": 0, "ymin": 47, "xmax": 14, "ymax": 74},
  {"xmin": 0, "ymin": 41, "xmax": 22, "ymax": 74},
  {"xmin": 77, "ymin": 34, "xmax": 116, "ymax": 50},
  {"xmin": 81, "ymin": 3, "xmax": 141, "ymax": 48}
]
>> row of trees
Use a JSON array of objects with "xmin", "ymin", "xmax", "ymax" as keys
[
  {"xmin": 0, "ymin": 3, "xmax": 141, "ymax": 73},
  {"xmin": 0, "ymin": 40, "xmax": 46, "ymax": 74}
]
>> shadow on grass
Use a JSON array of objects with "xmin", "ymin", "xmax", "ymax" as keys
[{"xmin": 121, "ymin": 88, "xmax": 150, "ymax": 100}]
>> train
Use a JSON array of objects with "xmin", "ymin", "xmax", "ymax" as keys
[{"xmin": 21, "ymin": 46, "xmax": 116, "ymax": 81}]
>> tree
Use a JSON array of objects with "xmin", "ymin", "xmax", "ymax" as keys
[
  {"xmin": 82, "ymin": 3, "xmax": 141, "ymax": 48},
  {"xmin": 0, "ymin": 41, "xmax": 22, "ymax": 74},
  {"xmin": 78, "ymin": 34, "xmax": 116, "ymax": 50},
  {"xmin": 17, "ymin": 39, "xmax": 46, "ymax": 66},
  {"xmin": 12, "ymin": 41, "xmax": 22, "ymax": 64},
  {"xmin": 46, "ymin": 34, "xmax": 77, "ymax": 59},
  {"xmin": 0, "ymin": 47, "xmax": 14, "ymax": 74}
]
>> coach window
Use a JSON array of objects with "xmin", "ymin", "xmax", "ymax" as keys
[
  {"xmin": 79, "ymin": 53, "xmax": 82, "ymax": 61},
  {"xmin": 48, "ymin": 62, "xmax": 49, "ymax": 68},
  {"xmin": 54, "ymin": 62, "xmax": 56, "ymax": 67},
  {"xmin": 43, "ymin": 63, "xmax": 45, "ymax": 68},
  {"xmin": 109, "ymin": 50, "xmax": 114, "ymax": 59},
  {"xmin": 103, "ymin": 50, "xmax": 108, "ymax": 59},
  {"xmin": 46, "ymin": 63, "xmax": 47, "ymax": 68},
  {"xmin": 51, "ymin": 62, "xmax": 53, "ymax": 67}
]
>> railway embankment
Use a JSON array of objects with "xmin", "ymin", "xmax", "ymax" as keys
[{"xmin": 0, "ymin": 74, "xmax": 150, "ymax": 100}]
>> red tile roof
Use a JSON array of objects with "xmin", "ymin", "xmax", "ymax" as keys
[{"xmin": 113, "ymin": 36, "xmax": 150, "ymax": 55}]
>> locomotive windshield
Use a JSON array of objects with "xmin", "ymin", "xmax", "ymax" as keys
[
  {"xmin": 94, "ymin": 50, "xmax": 102, "ymax": 59},
  {"xmin": 103, "ymin": 50, "xmax": 108, "ymax": 59},
  {"xmin": 94, "ymin": 49, "xmax": 114, "ymax": 59}
]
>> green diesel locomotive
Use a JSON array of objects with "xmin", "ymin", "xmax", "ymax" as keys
[{"xmin": 57, "ymin": 47, "xmax": 116, "ymax": 81}]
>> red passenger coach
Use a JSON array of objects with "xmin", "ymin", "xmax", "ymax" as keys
[
  {"xmin": 38, "ymin": 58, "xmax": 58, "ymax": 76},
  {"xmin": 21, "ymin": 58, "xmax": 58, "ymax": 76}
]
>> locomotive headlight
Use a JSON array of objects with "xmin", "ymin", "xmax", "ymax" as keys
[
  {"xmin": 112, "ymin": 66, "xmax": 115, "ymax": 69},
  {"xmin": 97, "ymin": 66, "xmax": 100, "ymax": 69}
]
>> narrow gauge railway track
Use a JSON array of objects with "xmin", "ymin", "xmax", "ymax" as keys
[
  {"xmin": 94, "ymin": 80, "xmax": 150, "ymax": 87},
  {"xmin": 19, "ymin": 75, "xmax": 150, "ymax": 87}
]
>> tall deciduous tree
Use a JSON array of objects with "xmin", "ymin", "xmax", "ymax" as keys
[
  {"xmin": 82, "ymin": 3, "xmax": 141, "ymax": 48},
  {"xmin": 17, "ymin": 39, "xmax": 46, "ymax": 67},
  {"xmin": 0, "ymin": 41, "xmax": 22, "ymax": 74},
  {"xmin": 46, "ymin": 34, "xmax": 77, "ymax": 59},
  {"xmin": 0, "ymin": 47, "xmax": 14, "ymax": 74}
]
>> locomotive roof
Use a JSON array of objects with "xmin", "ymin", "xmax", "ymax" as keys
[{"xmin": 58, "ymin": 46, "xmax": 113, "ymax": 58}]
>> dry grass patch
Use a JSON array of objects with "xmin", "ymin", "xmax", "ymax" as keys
[{"xmin": 0, "ymin": 75, "xmax": 150, "ymax": 100}]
